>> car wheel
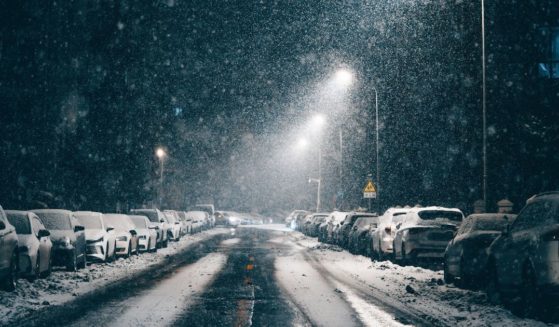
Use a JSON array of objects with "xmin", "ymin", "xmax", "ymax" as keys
[
  {"xmin": 443, "ymin": 255, "xmax": 454, "ymax": 284},
  {"xmin": 163, "ymin": 240, "xmax": 168, "ymax": 248},
  {"xmin": 1, "ymin": 250, "xmax": 18, "ymax": 291},
  {"xmin": 517, "ymin": 265, "xmax": 542, "ymax": 319},
  {"xmin": 400, "ymin": 243, "xmax": 408, "ymax": 266},
  {"xmin": 78, "ymin": 250, "xmax": 86, "ymax": 269},
  {"xmin": 66, "ymin": 250, "xmax": 78, "ymax": 272},
  {"xmin": 485, "ymin": 260, "xmax": 501, "ymax": 305},
  {"xmin": 41, "ymin": 250, "xmax": 52, "ymax": 278},
  {"xmin": 29, "ymin": 252, "xmax": 41, "ymax": 281}
]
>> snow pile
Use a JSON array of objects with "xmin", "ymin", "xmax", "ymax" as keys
[{"xmin": 0, "ymin": 228, "xmax": 228, "ymax": 325}]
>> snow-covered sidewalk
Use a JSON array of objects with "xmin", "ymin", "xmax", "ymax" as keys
[{"xmin": 0, "ymin": 228, "xmax": 228, "ymax": 326}]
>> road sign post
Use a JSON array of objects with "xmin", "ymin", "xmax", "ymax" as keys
[{"xmin": 363, "ymin": 180, "xmax": 377, "ymax": 212}]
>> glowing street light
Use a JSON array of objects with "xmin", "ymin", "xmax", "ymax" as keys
[
  {"xmin": 296, "ymin": 137, "xmax": 309, "ymax": 150},
  {"xmin": 333, "ymin": 68, "xmax": 354, "ymax": 88},
  {"xmin": 309, "ymin": 114, "xmax": 326, "ymax": 130},
  {"xmin": 155, "ymin": 147, "xmax": 166, "ymax": 207}
]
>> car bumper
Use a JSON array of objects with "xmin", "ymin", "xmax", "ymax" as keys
[
  {"xmin": 52, "ymin": 248, "xmax": 74, "ymax": 266},
  {"xmin": 86, "ymin": 242, "xmax": 106, "ymax": 261},
  {"xmin": 138, "ymin": 238, "xmax": 149, "ymax": 251},
  {"xmin": 115, "ymin": 240, "xmax": 129, "ymax": 255},
  {"xmin": 18, "ymin": 254, "xmax": 33, "ymax": 275},
  {"xmin": 405, "ymin": 240, "xmax": 448, "ymax": 259}
]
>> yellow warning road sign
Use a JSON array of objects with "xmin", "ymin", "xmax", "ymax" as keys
[
  {"xmin": 363, "ymin": 180, "xmax": 377, "ymax": 199},
  {"xmin": 363, "ymin": 180, "xmax": 376, "ymax": 193}
]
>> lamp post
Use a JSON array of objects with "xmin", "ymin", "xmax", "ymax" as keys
[
  {"xmin": 156, "ymin": 147, "xmax": 166, "ymax": 207},
  {"xmin": 372, "ymin": 86, "xmax": 380, "ymax": 213},
  {"xmin": 309, "ymin": 114, "xmax": 325, "ymax": 212},
  {"xmin": 481, "ymin": 0, "xmax": 488, "ymax": 211}
]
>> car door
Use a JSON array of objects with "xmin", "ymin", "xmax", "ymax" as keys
[
  {"xmin": 32, "ymin": 214, "xmax": 51, "ymax": 271},
  {"xmin": 496, "ymin": 201, "xmax": 552, "ymax": 287},
  {"xmin": 71, "ymin": 215, "xmax": 86, "ymax": 259}
]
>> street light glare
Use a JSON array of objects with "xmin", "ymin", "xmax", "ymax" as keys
[
  {"xmin": 296, "ymin": 137, "xmax": 309, "ymax": 149},
  {"xmin": 334, "ymin": 69, "xmax": 353, "ymax": 87},
  {"xmin": 156, "ymin": 148, "xmax": 166, "ymax": 158},
  {"xmin": 310, "ymin": 114, "xmax": 326, "ymax": 129}
]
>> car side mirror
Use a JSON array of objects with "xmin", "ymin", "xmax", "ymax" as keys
[
  {"xmin": 0, "ymin": 221, "xmax": 5, "ymax": 230},
  {"xmin": 74, "ymin": 225, "xmax": 85, "ymax": 232},
  {"xmin": 396, "ymin": 223, "xmax": 402, "ymax": 229},
  {"xmin": 160, "ymin": 219, "xmax": 165, "ymax": 223},
  {"xmin": 106, "ymin": 227, "xmax": 114, "ymax": 232},
  {"xmin": 38, "ymin": 229, "xmax": 50, "ymax": 238},
  {"xmin": 129, "ymin": 229, "xmax": 137, "ymax": 236}
]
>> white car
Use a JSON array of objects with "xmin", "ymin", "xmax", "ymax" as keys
[
  {"xmin": 176, "ymin": 211, "xmax": 192, "ymax": 235},
  {"xmin": 323, "ymin": 211, "xmax": 350, "ymax": 244},
  {"xmin": 129, "ymin": 215, "xmax": 158, "ymax": 253},
  {"xmin": 370, "ymin": 207, "xmax": 411, "ymax": 260},
  {"xmin": 74, "ymin": 211, "xmax": 116, "ymax": 262},
  {"xmin": 393, "ymin": 207, "xmax": 463, "ymax": 264},
  {"xmin": 186, "ymin": 211, "xmax": 207, "ymax": 233},
  {"xmin": 163, "ymin": 210, "xmax": 182, "ymax": 241},
  {"xmin": 130, "ymin": 209, "xmax": 169, "ymax": 248},
  {"xmin": 103, "ymin": 214, "xmax": 138, "ymax": 258}
]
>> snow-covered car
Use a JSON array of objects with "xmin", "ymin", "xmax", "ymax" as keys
[
  {"xmin": 337, "ymin": 212, "xmax": 377, "ymax": 248},
  {"xmin": 0, "ymin": 205, "xmax": 18, "ymax": 291},
  {"xmin": 31, "ymin": 209, "xmax": 86, "ymax": 271},
  {"xmin": 186, "ymin": 211, "xmax": 207, "ymax": 233},
  {"xmin": 163, "ymin": 210, "xmax": 182, "ymax": 241},
  {"xmin": 176, "ymin": 211, "xmax": 192, "ymax": 235},
  {"xmin": 370, "ymin": 207, "xmax": 411, "ymax": 260},
  {"xmin": 324, "ymin": 211, "xmax": 350, "ymax": 244},
  {"xmin": 190, "ymin": 204, "xmax": 215, "ymax": 228},
  {"xmin": 285, "ymin": 210, "xmax": 310, "ymax": 227},
  {"xmin": 6, "ymin": 211, "xmax": 52, "ymax": 281},
  {"xmin": 130, "ymin": 209, "xmax": 169, "ymax": 248},
  {"xmin": 485, "ymin": 192, "xmax": 559, "ymax": 317},
  {"xmin": 307, "ymin": 213, "xmax": 330, "ymax": 237},
  {"xmin": 444, "ymin": 213, "xmax": 516, "ymax": 288},
  {"xmin": 74, "ymin": 211, "xmax": 116, "ymax": 262},
  {"xmin": 392, "ymin": 207, "xmax": 464, "ymax": 264},
  {"xmin": 290, "ymin": 211, "xmax": 311, "ymax": 230},
  {"xmin": 103, "ymin": 214, "xmax": 138, "ymax": 258},
  {"xmin": 348, "ymin": 216, "xmax": 380, "ymax": 255},
  {"xmin": 129, "ymin": 215, "xmax": 158, "ymax": 253}
]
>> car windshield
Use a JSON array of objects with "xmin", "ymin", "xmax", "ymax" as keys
[
  {"xmin": 417, "ymin": 211, "xmax": 463, "ymax": 222},
  {"xmin": 164, "ymin": 213, "xmax": 177, "ymax": 223},
  {"xmin": 471, "ymin": 219, "xmax": 509, "ymax": 232},
  {"xmin": 75, "ymin": 213, "xmax": 103, "ymax": 230},
  {"xmin": 131, "ymin": 210, "xmax": 159, "ymax": 223},
  {"xmin": 103, "ymin": 215, "xmax": 133, "ymax": 231},
  {"xmin": 130, "ymin": 216, "xmax": 148, "ymax": 229},
  {"xmin": 34, "ymin": 212, "xmax": 72, "ymax": 230},
  {"xmin": 355, "ymin": 217, "xmax": 377, "ymax": 228},
  {"xmin": 6, "ymin": 214, "xmax": 31, "ymax": 234}
]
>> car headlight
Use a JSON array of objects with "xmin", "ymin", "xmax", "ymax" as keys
[
  {"xmin": 91, "ymin": 237, "xmax": 104, "ymax": 243},
  {"xmin": 138, "ymin": 235, "xmax": 147, "ymax": 240},
  {"xmin": 116, "ymin": 236, "xmax": 127, "ymax": 241}
]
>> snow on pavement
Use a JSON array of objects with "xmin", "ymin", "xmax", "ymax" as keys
[{"xmin": 0, "ymin": 228, "xmax": 228, "ymax": 326}]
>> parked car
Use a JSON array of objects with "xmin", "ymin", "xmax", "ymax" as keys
[
  {"xmin": 392, "ymin": 207, "xmax": 463, "ymax": 265},
  {"xmin": 130, "ymin": 209, "xmax": 169, "ymax": 248},
  {"xmin": 286, "ymin": 210, "xmax": 310, "ymax": 227},
  {"xmin": 163, "ymin": 210, "xmax": 182, "ymax": 241},
  {"xmin": 218, "ymin": 211, "xmax": 241, "ymax": 227},
  {"xmin": 6, "ymin": 211, "xmax": 53, "ymax": 280},
  {"xmin": 190, "ymin": 204, "xmax": 215, "ymax": 227},
  {"xmin": 129, "ymin": 215, "xmax": 158, "ymax": 253},
  {"xmin": 337, "ymin": 213, "xmax": 377, "ymax": 248},
  {"xmin": 175, "ymin": 211, "xmax": 192, "ymax": 235},
  {"xmin": 0, "ymin": 205, "xmax": 19, "ymax": 290},
  {"xmin": 291, "ymin": 211, "xmax": 311, "ymax": 231},
  {"xmin": 348, "ymin": 216, "xmax": 380, "ymax": 255},
  {"xmin": 444, "ymin": 213, "xmax": 516, "ymax": 288},
  {"xmin": 301, "ymin": 214, "xmax": 316, "ymax": 235},
  {"xmin": 370, "ymin": 207, "xmax": 411, "ymax": 260},
  {"xmin": 186, "ymin": 211, "xmax": 207, "ymax": 233},
  {"xmin": 485, "ymin": 192, "xmax": 559, "ymax": 318},
  {"xmin": 324, "ymin": 212, "xmax": 350, "ymax": 244},
  {"xmin": 307, "ymin": 213, "xmax": 330, "ymax": 237},
  {"xmin": 74, "ymin": 211, "xmax": 116, "ymax": 262},
  {"xmin": 31, "ymin": 209, "xmax": 86, "ymax": 271},
  {"xmin": 103, "ymin": 214, "xmax": 138, "ymax": 258}
]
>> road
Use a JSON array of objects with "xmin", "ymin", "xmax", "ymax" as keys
[{"xmin": 13, "ymin": 227, "xmax": 438, "ymax": 327}]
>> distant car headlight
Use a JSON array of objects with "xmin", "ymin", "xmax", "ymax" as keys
[{"xmin": 116, "ymin": 236, "xmax": 128, "ymax": 241}]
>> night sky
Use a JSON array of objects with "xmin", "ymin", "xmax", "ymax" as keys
[{"xmin": 1, "ymin": 0, "xmax": 558, "ymax": 214}]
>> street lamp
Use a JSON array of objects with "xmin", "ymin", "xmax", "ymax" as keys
[
  {"xmin": 481, "ymin": 0, "xmax": 488, "ymax": 211},
  {"xmin": 334, "ymin": 68, "xmax": 353, "ymax": 88},
  {"xmin": 155, "ymin": 147, "xmax": 166, "ymax": 207}
]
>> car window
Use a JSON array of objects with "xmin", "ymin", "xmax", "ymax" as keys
[
  {"xmin": 7, "ymin": 214, "xmax": 31, "ymax": 234},
  {"xmin": 75, "ymin": 213, "xmax": 103, "ymax": 230},
  {"xmin": 131, "ymin": 210, "xmax": 159, "ymax": 223},
  {"xmin": 417, "ymin": 210, "xmax": 463, "ymax": 222},
  {"xmin": 31, "ymin": 216, "xmax": 43, "ymax": 236},
  {"xmin": 35, "ymin": 212, "xmax": 72, "ymax": 230},
  {"xmin": 511, "ymin": 201, "xmax": 555, "ymax": 232},
  {"xmin": 456, "ymin": 218, "xmax": 474, "ymax": 235},
  {"xmin": 471, "ymin": 218, "xmax": 509, "ymax": 232}
]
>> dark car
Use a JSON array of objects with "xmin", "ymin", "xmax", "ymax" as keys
[
  {"xmin": 31, "ymin": 209, "xmax": 86, "ymax": 271},
  {"xmin": 307, "ymin": 213, "xmax": 330, "ymax": 237},
  {"xmin": 0, "ymin": 205, "xmax": 19, "ymax": 291},
  {"xmin": 348, "ymin": 216, "xmax": 380, "ymax": 255},
  {"xmin": 444, "ymin": 213, "xmax": 516, "ymax": 288},
  {"xmin": 486, "ymin": 192, "xmax": 559, "ymax": 318},
  {"xmin": 337, "ymin": 213, "xmax": 377, "ymax": 249}
]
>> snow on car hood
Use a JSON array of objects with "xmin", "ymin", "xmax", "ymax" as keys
[
  {"xmin": 84, "ymin": 229, "xmax": 105, "ymax": 241},
  {"xmin": 49, "ymin": 229, "xmax": 76, "ymax": 242},
  {"xmin": 16, "ymin": 234, "xmax": 36, "ymax": 248}
]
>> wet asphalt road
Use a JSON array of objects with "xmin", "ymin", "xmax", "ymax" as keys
[{"xmin": 12, "ymin": 227, "xmax": 437, "ymax": 327}]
